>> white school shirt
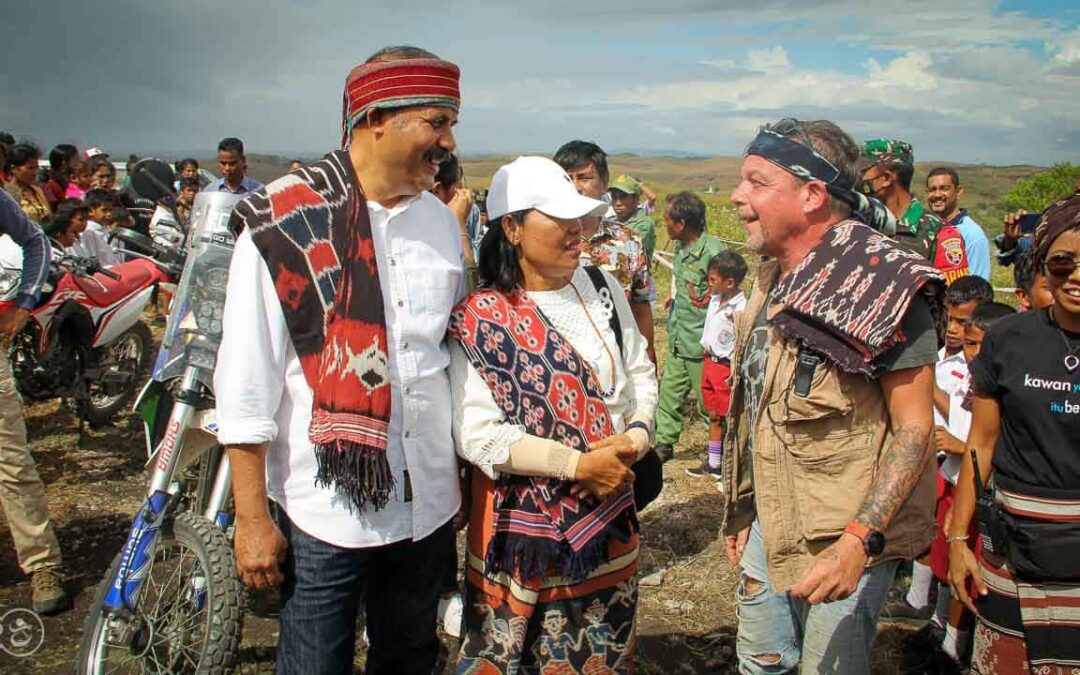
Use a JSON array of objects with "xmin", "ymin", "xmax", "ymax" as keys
[
  {"xmin": 81, "ymin": 221, "xmax": 121, "ymax": 267},
  {"xmin": 448, "ymin": 266, "xmax": 658, "ymax": 479},
  {"xmin": 941, "ymin": 373, "xmax": 973, "ymax": 485},
  {"xmin": 700, "ymin": 291, "xmax": 746, "ymax": 360},
  {"xmin": 934, "ymin": 347, "xmax": 968, "ymax": 427},
  {"xmin": 215, "ymin": 191, "xmax": 465, "ymax": 547}
]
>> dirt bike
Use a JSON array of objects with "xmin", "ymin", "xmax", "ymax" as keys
[
  {"xmin": 77, "ymin": 191, "xmax": 246, "ymax": 674},
  {"xmin": 0, "ymin": 245, "xmax": 172, "ymax": 427}
]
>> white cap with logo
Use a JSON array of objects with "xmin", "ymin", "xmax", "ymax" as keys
[{"xmin": 486, "ymin": 156, "xmax": 609, "ymax": 221}]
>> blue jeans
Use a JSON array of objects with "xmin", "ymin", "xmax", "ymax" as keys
[
  {"xmin": 736, "ymin": 520, "xmax": 898, "ymax": 674},
  {"xmin": 273, "ymin": 504, "xmax": 453, "ymax": 675}
]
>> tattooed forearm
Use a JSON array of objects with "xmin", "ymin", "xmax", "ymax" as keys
[{"xmin": 855, "ymin": 424, "xmax": 933, "ymax": 532}]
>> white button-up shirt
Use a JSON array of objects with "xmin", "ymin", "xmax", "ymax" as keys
[
  {"xmin": 934, "ymin": 347, "xmax": 969, "ymax": 428},
  {"xmin": 700, "ymin": 291, "xmax": 747, "ymax": 360},
  {"xmin": 215, "ymin": 191, "xmax": 465, "ymax": 548}
]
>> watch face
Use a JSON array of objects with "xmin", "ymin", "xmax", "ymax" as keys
[{"xmin": 866, "ymin": 531, "xmax": 886, "ymax": 556}]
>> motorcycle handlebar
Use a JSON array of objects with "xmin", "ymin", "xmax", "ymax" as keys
[{"xmin": 57, "ymin": 255, "xmax": 121, "ymax": 280}]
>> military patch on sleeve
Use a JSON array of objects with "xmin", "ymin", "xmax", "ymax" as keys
[{"xmin": 941, "ymin": 235, "xmax": 965, "ymax": 267}]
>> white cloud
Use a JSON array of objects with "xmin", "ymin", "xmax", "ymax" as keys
[
  {"xmin": 603, "ymin": 42, "xmax": 1078, "ymax": 162},
  {"xmin": 865, "ymin": 51, "xmax": 937, "ymax": 91},
  {"xmin": 747, "ymin": 46, "xmax": 790, "ymax": 74},
  {"xmin": 653, "ymin": 126, "xmax": 677, "ymax": 135},
  {"xmin": 1051, "ymin": 31, "xmax": 1080, "ymax": 65}
]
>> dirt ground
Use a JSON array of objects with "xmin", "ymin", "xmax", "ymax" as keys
[{"xmin": 0, "ymin": 318, "xmax": 924, "ymax": 674}]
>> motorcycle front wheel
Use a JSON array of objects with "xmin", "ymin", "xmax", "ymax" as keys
[
  {"xmin": 77, "ymin": 512, "xmax": 245, "ymax": 675},
  {"xmin": 85, "ymin": 321, "xmax": 153, "ymax": 427}
]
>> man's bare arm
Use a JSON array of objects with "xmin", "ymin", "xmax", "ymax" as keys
[
  {"xmin": 855, "ymin": 365, "xmax": 935, "ymax": 532},
  {"xmin": 229, "ymin": 443, "xmax": 287, "ymax": 589}
]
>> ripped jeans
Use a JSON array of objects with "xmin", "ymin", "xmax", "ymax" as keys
[{"xmin": 736, "ymin": 520, "xmax": 898, "ymax": 674}]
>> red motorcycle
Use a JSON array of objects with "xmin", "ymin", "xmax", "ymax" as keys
[{"xmin": 0, "ymin": 247, "xmax": 176, "ymax": 426}]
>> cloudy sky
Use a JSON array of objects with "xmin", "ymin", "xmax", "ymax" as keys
[{"xmin": 3, "ymin": 0, "xmax": 1078, "ymax": 165}]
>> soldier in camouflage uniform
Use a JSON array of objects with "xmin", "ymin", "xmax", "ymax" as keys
[{"xmin": 858, "ymin": 139, "xmax": 942, "ymax": 260}]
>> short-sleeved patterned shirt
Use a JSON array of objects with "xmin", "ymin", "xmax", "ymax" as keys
[
  {"xmin": 622, "ymin": 209, "xmax": 657, "ymax": 262},
  {"xmin": 580, "ymin": 219, "xmax": 656, "ymax": 304}
]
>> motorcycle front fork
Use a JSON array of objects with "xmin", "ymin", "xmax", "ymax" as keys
[{"xmin": 101, "ymin": 366, "xmax": 231, "ymax": 619}]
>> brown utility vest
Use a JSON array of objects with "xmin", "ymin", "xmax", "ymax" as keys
[{"xmin": 720, "ymin": 258, "xmax": 936, "ymax": 591}]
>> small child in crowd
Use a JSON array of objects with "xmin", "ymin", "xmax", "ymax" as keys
[
  {"xmin": 82, "ymin": 189, "xmax": 121, "ymax": 267},
  {"xmin": 45, "ymin": 199, "xmax": 89, "ymax": 253},
  {"xmin": 934, "ymin": 277, "xmax": 994, "ymax": 429},
  {"xmin": 1013, "ymin": 248, "xmax": 1055, "ymax": 311},
  {"xmin": 890, "ymin": 277, "xmax": 993, "ymax": 623},
  {"xmin": 176, "ymin": 177, "xmax": 199, "ymax": 229},
  {"xmin": 687, "ymin": 251, "xmax": 747, "ymax": 481},
  {"xmin": 928, "ymin": 301, "xmax": 1016, "ymax": 664},
  {"xmin": 64, "ymin": 160, "xmax": 95, "ymax": 200}
]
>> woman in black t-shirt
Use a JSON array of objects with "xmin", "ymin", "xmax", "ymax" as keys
[{"xmin": 948, "ymin": 193, "xmax": 1080, "ymax": 673}]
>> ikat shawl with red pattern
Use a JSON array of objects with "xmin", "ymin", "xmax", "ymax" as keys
[
  {"xmin": 449, "ymin": 288, "xmax": 637, "ymax": 582},
  {"xmin": 770, "ymin": 219, "xmax": 944, "ymax": 375},
  {"xmin": 231, "ymin": 151, "xmax": 394, "ymax": 513}
]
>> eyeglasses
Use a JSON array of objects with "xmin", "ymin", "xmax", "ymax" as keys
[{"xmin": 1044, "ymin": 253, "xmax": 1078, "ymax": 279}]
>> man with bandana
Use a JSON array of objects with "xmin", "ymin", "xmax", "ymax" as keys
[
  {"xmin": 719, "ymin": 119, "xmax": 941, "ymax": 672},
  {"xmin": 216, "ymin": 46, "xmax": 465, "ymax": 674},
  {"xmin": 859, "ymin": 139, "xmax": 943, "ymax": 261}
]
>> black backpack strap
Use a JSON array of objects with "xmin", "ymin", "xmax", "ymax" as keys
[{"xmin": 583, "ymin": 265, "xmax": 624, "ymax": 356}]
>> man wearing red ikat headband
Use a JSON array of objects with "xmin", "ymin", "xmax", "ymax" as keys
[{"xmin": 216, "ymin": 46, "xmax": 466, "ymax": 673}]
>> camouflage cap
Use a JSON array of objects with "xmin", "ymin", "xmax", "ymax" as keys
[
  {"xmin": 862, "ymin": 138, "xmax": 914, "ymax": 168},
  {"xmin": 608, "ymin": 174, "xmax": 642, "ymax": 196}
]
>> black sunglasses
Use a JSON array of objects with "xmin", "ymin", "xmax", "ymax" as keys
[
  {"xmin": 1044, "ymin": 253, "xmax": 1078, "ymax": 279},
  {"xmin": 765, "ymin": 118, "xmax": 813, "ymax": 147}
]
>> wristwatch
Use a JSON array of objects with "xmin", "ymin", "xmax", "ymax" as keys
[{"xmin": 843, "ymin": 522, "xmax": 885, "ymax": 556}]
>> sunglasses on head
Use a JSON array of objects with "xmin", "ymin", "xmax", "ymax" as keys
[
  {"xmin": 1044, "ymin": 253, "xmax": 1078, "ymax": 279},
  {"xmin": 765, "ymin": 118, "xmax": 812, "ymax": 146}
]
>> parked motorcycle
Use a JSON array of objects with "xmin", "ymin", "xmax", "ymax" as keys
[
  {"xmin": 0, "ymin": 247, "xmax": 168, "ymax": 427},
  {"xmin": 78, "ymin": 191, "xmax": 245, "ymax": 675}
]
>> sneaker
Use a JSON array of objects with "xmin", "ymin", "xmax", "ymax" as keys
[
  {"xmin": 437, "ymin": 592, "xmax": 464, "ymax": 639},
  {"xmin": 31, "ymin": 568, "xmax": 68, "ymax": 615},
  {"xmin": 881, "ymin": 593, "xmax": 933, "ymax": 624},
  {"xmin": 685, "ymin": 459, "xmax": 722, "ymax": 479},
  {"xmin": 654, "ymin": 444, "xmax": 674, "ymax": 463}
]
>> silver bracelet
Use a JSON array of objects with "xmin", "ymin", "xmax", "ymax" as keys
[{"xmin": 946, "ymin": 534, "xmax": 969, "ymax": 544}]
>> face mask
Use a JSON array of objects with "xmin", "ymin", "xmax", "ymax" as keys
[{"xmin": 858, "ymin": 177, "xmax": 881, "ymax": 199}]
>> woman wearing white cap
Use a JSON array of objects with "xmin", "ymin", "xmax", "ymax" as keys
[{"xmin": 448, "ymin": 157, "xmax": 657, "ymax": 673}]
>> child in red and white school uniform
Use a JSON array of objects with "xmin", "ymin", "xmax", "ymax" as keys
[{"xmin": 687, "ymin": 251, "xmax": 747, "ymax": 482}]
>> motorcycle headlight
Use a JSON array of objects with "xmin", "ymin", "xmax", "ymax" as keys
[{"xmin": 0, "ymin": 268, "xmax": 20, "ymax": 300}]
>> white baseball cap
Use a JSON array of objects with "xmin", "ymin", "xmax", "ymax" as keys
[{"xmin": 486, "ymin": 156, "xmax": 608, "ymax": 221}]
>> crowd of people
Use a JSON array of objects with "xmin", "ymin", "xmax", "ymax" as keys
[{"xmin": 1, "ymin": 43, "xmax": 1078, "ymax": 675}]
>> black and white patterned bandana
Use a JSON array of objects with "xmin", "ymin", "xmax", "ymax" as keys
[{"xmin": 746, "ymin": 127, "xmax": 897, "ymax": 236}]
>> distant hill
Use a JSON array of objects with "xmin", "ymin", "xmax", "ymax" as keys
[
  {"xmin": 219, "ymin": 152, "xmax": 1045, "ymax": 241},
  {"xmin": 462, "ymin": 155, "xmax": 1043, "ymax": 239}
]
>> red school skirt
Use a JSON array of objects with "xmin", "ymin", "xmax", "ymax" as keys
[{"xmin": 930, "ymin": 471, "xmax": 980, "ymax": 583}]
